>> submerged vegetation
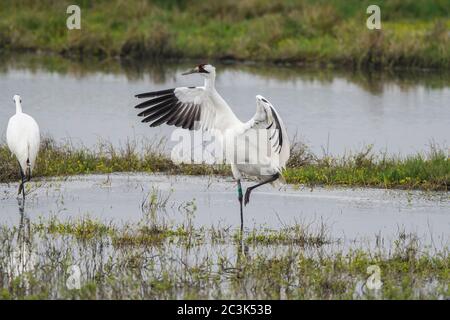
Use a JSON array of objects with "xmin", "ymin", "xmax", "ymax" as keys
[
  {"xmin": 0, "ymin": 137, "xmax": 448, "ymax": 191},
  {"xmin": 0, "ymin": 0, "xmax": 449, "ymax": 68},
  {"xmin": 0, "ymin": 194, "xmax": 448, "ymax": 300}
]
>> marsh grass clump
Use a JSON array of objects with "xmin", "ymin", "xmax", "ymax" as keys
[
  {"xmin": 1, "ymin": 137, "xmax": 448, "ymax": 191},
  {"xmin": 33, "ymin": 215, "xmax": 114, "ymax": 241},
  {"xmin": 285, "ymin": 144, "xmax": 449, "ymax": 191},
  {"xmin": 243, "ymin": 223, "xmax": 331, "ymax": 247},
  {"xmin": 34, "ymin": 136, "xmax": 176, "ymax": 176},
  {"xmin": 0, "ymin": 136, "xmax": 229, "ymax": 183},
  {"xmin": 0, "ymin": 145, "xmax": 18, "ymax": 183}
]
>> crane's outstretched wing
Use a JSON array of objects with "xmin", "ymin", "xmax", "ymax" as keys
[
  {"xmin": 134, "ymin": 87, "xmax": 216, "ymax": 131},
  {"xmin": 248, "ymin": 95, "xmax": 290, "ymax": 167}
]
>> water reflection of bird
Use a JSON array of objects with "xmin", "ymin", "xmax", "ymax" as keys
[
  {"xmin": 134, "ymin": 64, "xmax": 290, "ymax": 232},
  {"xmin": 6, "ymin": 95, "xmax": 40, "ymax": 202},
  {"xmin": 8, "ymin": 203, "xmax": 34, "ymax": 293}
]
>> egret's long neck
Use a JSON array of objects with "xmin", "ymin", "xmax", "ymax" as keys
[
  {"xmin": 204, "ymin": 73, "xmax": 216, "ymax": 90},
  {"xmin": 15, "ymin": 100, "xmax": 22, "ymax": 114}
]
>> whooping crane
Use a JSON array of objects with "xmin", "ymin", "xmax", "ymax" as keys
[
  {"xmin": 6, "ymin": 95, "xmax": 40, "ymax": 200},
  {"xmin": 134, "ymin": 64, "xmax": 290, "ymax": 232}
]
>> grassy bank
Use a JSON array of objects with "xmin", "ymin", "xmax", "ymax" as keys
[
  {"xmin": 0, "ymin": 0, "xmax": 448, "ymax": 68},
  {"xmin": 0, "ymin": 137, "xmax": 448, "ymax": 191},
  {"xmin": 0, "ymin": 191, "xmax": 449, "ymax": 299},
  {"xmin": 286, "ymin": 142, "xmax": 449, "ymax": 191}
]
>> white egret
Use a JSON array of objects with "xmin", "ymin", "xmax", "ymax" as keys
[
  {"xmin": 134, "ymin": 64, "xmax": 290, "ymax": 231},
  {"xmin": 6, "ymin": 95, "xmax": 40, "ymax": 200}
]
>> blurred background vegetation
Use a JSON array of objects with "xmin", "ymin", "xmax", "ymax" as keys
[{"xmin": 0, "ymin": 0, "xmax": 448, "ymax": 68}]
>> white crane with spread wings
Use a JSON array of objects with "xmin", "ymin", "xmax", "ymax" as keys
[{"xmin": 134, "ymin": 64, "xmax": 290, "ymax": 232}]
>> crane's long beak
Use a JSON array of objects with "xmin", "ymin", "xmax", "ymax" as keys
[{"xmin": 181, "ymin": 68, "xmax": 198, "ymax": 76}]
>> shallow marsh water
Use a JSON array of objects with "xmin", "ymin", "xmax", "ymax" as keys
[
  {"xmin": 0, "ymin": 55, "xmax": 448, "ymax": 299},
  {"xmin": 0, "ymin": 55, "xmax": 449, "ymax": 156},
  {"xmin": 1, "ymin": 173, "xmax": 448, "ymax": 249},
  {"xmin": 0, "ymin": 173, "xmax": 449, "ymax": 299}
]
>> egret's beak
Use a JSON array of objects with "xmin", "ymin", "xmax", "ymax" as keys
[{"xmin": 181, "ymin": 67, "xmax": 198, "ymax": 76}]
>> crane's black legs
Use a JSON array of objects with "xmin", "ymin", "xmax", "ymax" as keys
[
  {"xmin": 237, "ymin": 179, "xmax": 244, "ymax": 234},
  {"xmin": 244, "ymin": 173, "xmax": 280, "ymax": 206},
  {"xmin": 18, "ymin": 163, "xmax": 26, "ymax": 200},
  {"xmin": 17, "ymin": 159, "xmax": 31, "ymax": 202}
]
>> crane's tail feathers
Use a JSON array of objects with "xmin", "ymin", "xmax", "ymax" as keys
[
  {"xmin": 26, "ymin": 158, "xmax": 32, "ymax": 181},
  {"xmin": 25, "ymin": 143, "xmax": 33, "ymax": 181}
]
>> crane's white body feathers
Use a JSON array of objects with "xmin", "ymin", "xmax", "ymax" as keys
[
  {"xmin": 174, "ymin": 88, "xmax": 290, "ymax": 181},
  {"xmin": 172, "ymin": 86, "xmax": 241, "ymax": 133},
  {"xmin": 7, "ymin": 97, "xmax": 40, "ymax": 177},
  {"xmin": 230, "ymin": 95, "xmax": 290, "ymax": 181}
]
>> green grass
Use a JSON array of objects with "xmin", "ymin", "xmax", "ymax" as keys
[
  {"xmin": 0, "ymin": 137, "xmax": 448, "ymax": 191},
  {"xmin": 0, "ymin": 137, "xmax": 229, "ymax": 183},
  {"xmin": 0, "ymin": 0, "xmax": 448, "ymax": 68},
  {"xmin": 285, "ymin": 144, "xmax": 449, "ymax": 191}
]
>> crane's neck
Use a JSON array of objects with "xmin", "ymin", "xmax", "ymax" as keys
[
  {"xmin": 204, "ymin": 73, "xmax": 216, "ymax": 90},
  {"xmin": 15, "ymin": 100, "xmax": 22, "ymax": 114}
]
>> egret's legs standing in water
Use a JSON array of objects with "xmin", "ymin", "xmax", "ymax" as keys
[{"xmin": 17, "ymin": 161, "xmax": 26, "ymax": 203}]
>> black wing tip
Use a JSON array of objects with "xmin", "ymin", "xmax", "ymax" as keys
[
  {"xmin": 268, "ymin": 106, "xmax": 284, "ymax": 151},
  {"xmin": 135, "ymin": 88, "xmax": 175, "ymax": 99},
  {"xmin": 134, "ymin": 87, "xmax": 202, "ymax": 130},
  {"xmin": 135, "ymin": 93, "xmax": 149, "ymax": 98}
]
